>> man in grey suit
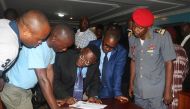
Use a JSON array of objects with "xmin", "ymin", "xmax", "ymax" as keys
[{"xmin": 53, "ymin": 44, "xmax": 102, "ymax": 106}]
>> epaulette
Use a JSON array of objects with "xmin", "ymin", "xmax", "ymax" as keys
[
  {"xmin": 128, "ymin": 29, "xmax": 133, "ymax": 37},
  {"xmin": 154, "ymin": 28, "xmax": 166, "ymax": 35}
]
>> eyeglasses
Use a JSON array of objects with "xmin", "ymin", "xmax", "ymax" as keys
[{"xmin": 79, "ymin": 55, "xmax": 91, "ymax": 66}]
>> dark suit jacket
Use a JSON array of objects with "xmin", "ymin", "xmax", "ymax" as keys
[
  {"xmin": 53, "ymin": 49, "xmax": 101, "ymax": 99},
  {"xmin": 90, "ymin": 39, "xmax": 127, "ymax": 98}
]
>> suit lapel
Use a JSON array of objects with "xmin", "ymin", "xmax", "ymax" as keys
[
  {"xmin": 84, "ymin": 66, "xmax": 91, "ymax": 85},
  {"xmin": 71, "ymin": 53, "xmax": 79, "ymax": 81},
  {"xmin": 109, "ymin": 47, "xmax": 118, "ymax": 62}
]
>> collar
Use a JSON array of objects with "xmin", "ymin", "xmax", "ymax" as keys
[
  {"xmin": 9, "ymin": 20, "xmax": 19, "ymax": 36},
  {"xmin": 100, "ymin": 43, "xmax": 112, "ymax": 59},
  {"xmin": 78, "ymin": 28, "xmax": 89, "ymax": 32},
  {"xmin": 144, "ymin": 28, "xmax": 153, "ymax": 40}
]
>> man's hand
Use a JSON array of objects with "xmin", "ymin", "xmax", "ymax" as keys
[
  {"xmin": 87, "ymin": 97, "xmax": 102, "ymax": 104},
  {"xmin": 65, "ymin": 97, "xmax": 77, "ymax": 105},
  {"xmin": 163, "ymin": 61, "xmax": 173, "ymax": 105},
  {"xmin": 115, "ymin": 96, "xmax": 129, "ymax": 103},
  {"xmin": 163, "ymin": 91, "xmax": 173, "ymax": 105},
  {"xmin": 56, "ymin": 99, "xmax": 65, "ymax": 107}
]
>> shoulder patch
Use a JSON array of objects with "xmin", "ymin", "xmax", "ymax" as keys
[
  {"xmin": 128, "ymin": 29, "xmax": 133, "ymax": 37},
  {"xmin": 154, "ymin": 29, "xmax": 166, "ymax": 35}
]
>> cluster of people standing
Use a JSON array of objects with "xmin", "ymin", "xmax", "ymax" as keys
[{"xmin": 0, "ymin": 7, "xmax": 189, "ymax": 109}]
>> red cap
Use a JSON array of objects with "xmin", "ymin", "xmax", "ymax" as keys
[{"xmin": 132, "ymin": 8, "xmax": 154, "ymax": 27}]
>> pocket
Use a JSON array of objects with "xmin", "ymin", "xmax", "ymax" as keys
[
  {"xmin": 146, "ymin": 49, "xmax": 159, "ymax": 57},
  {"xmin": 11, "ymin": 91, "xmax": 22, "ymax": 106},
  {"xmin": 2, "ymin": 85, "xmax": 22, "ymax": 106}
]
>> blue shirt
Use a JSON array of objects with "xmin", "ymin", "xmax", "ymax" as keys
[
  {"xmin": 7, "ymin": 42, "xmax": 55, "ymax": 89},
  {"xmin": 99, "ymin": 44, "xmax": 111, "ymax": 78},
  {"xmin": 77, "ymin": 67, "xmax": 87, "ymax": 78}
]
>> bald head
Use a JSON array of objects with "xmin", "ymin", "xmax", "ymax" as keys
[
  {"xmin": 104, "ymin": 25, "xmax": 121, "ymax": 41},
  {"xmin": 47, "ymin": 24, "xmax": 74, "ymax": 52},
  {"xmin": 18, "ymin": 10, "xmax": 50, "ymax": 47},
  {"xmin": 21, "ymin": 10, "xmax": 50, "ymax": 34},
  {"xmin": 50, "ymin": 24, "xmax": 74, "ymax": 40}
]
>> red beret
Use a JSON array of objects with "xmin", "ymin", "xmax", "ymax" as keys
[{"xmin": 132, "ymin": 8, "xmax": 154, "ymax": 27}]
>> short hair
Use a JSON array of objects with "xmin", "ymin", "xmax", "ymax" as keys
[
  {"xmin": 104, "ymin": 24, "xmax": 121, "ymax": 41},
  {"xmin": 50, "ymin": 23, "xmax": 74, "ymax": 40},
  {"xmin": 81, "ymin": 16, "xmax": 89, "ymax": 23},
  {"xmin": 86, "ymin": 44, "xmax": 100, "ymax": 60},
  {"xmin": 3, "ymin": 8, "xmax": 18, "ymax": 20}
]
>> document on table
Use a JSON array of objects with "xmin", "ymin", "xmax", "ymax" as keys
[{"xmin": 69, "ymin": 101, "xmax": 107, "ymax": 109}]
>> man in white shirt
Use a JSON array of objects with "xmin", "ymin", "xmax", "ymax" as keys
[{"xmin": 75, "ymin": 16, "xmax": 97, "ymax": 49}]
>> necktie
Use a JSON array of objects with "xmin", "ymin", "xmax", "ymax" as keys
[
  {"xmin": 73, "ymin": 68, "xmax": 83, "ymax": 100},
  {"xmin": 102, "ymin": 53, "xmax": 108, "ymax": 86}
]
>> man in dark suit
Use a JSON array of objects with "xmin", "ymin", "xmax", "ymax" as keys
[
  {"xmin": 90, "ymin": 26, "xmax": 128, "ymax": 103},
  {"xmin": 53, "ymin": 44, "xmax": 102, "ymax": 105}
]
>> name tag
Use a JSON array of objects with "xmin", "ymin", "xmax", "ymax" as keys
[{"xmin": 147, "ymin": 44, "xmax": 156, "ymax": 54}]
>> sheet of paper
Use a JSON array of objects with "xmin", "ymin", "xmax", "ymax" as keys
[{"xmin": 69, "ymin": 101, "xmax": 107, "ymax": 109}]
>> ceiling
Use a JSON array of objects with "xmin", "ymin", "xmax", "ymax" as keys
[{"xmin": 0, "ymin": 0, "xmax": 190, "ymax": 26}]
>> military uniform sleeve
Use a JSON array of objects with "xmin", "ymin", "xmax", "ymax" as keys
[
  {"xmin": 160, "ymin": 31, "xmax": 176, "ymax": 61},
  {"xmin": 128, "ymin": 37, "xmax": 133, "ymax": 59}
]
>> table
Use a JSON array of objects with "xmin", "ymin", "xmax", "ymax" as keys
[
  {"xmin": 178, "ymin": 91, "xmax": 190, "ymax": 109},
  {"xmin": 62, "ymin": 99, "xmax": 142, "ymax": 109},
  {"xmin": 102, "ymin": 99, "xmax": 142, "ymax": 109},
  {"xmin": 0, "ymin": 98, "xmax": 142, "ymax": 109}
]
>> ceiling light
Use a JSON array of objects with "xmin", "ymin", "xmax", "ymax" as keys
[
  {"xmin": 57, "ymin": 12, "xmax": 65, "ymax": 17},
  {"xmin": 154, "ymin": 15, "xmax": 159, "ymax": 19},
  {"xmin": 70, "ymin": 17, "xmax": 73, "ymax": 20},
  {"xmin": 161, "ymin": 17, "xmax": 167, "ymax": 20}
]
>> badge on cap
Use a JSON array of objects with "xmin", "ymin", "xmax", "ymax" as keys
[{"xmin": 128, "ymin": 29, "xmax": 133, "ymax": 37}]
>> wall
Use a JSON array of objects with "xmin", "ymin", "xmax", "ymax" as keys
[{"xmin": 155, "ymin": 12, "xmax": 190, "ymax": 26}]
